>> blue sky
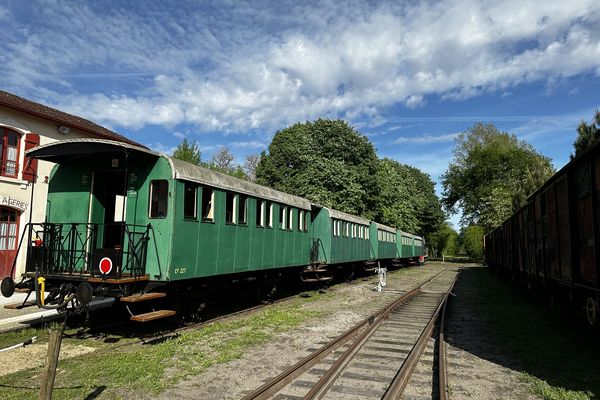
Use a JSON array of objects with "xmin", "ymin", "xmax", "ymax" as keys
[{"xmin": 1, "ymin": 0, "xmax": 600, "ymax": 227}]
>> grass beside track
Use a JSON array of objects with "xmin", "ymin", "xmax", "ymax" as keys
[
  {"xmin": 0, "ymin": 265, "xmax": 433, "ymax": 400},
  {"xmin": 0, "ymin": 293, "xmax": 328, "ymax": 400},
  {"xmin": 459, "ymin": 265, "xmax": 600, "ymax": 400}
]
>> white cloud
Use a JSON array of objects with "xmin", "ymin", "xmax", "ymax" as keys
[
  {"xmin": 147, "ymin": 142, "xmax": 176, "ymax": 155},
  {"xmin": 2, "ymin": 0, "xmax": 600, "ymax": 133},
  {"xmin": 405, "ymin": 95, "xmax": 426, "ymax": 109},
  {"xmin": 0, "ymin": 5, "xmax": 10, "ymax": 21},
  {"xmin": 230, "ymin": 141, "xmax": 269, "ymax": 150},
  {"xmin": 393, "ymin": 133, "xmax": 459, "ymax": 144}
]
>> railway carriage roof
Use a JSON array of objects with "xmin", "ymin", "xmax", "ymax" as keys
[
  {"xmin": 168, "ymin": 156, "xmax": 312, "ymax": 210},
  {"xmin": 399, "ymin": 230, "xmax": 421, "ymax": 240},
  {"xmin": 26, "ymin": 138, "xmax": 159, "ymax": 162},
  {"xmin": 326, "ymin": 208, "xmax": 370, "ymax": 225},
  {"xmin": 374, "ymin": 222, "xmax": 396, "ymax": 233}
]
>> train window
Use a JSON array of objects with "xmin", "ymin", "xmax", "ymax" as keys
[
  {"xmin": 279, "ymin": 206, "xmax": 287, "ymax": 229},
  {"xmin": 238, "ymin": 195, "xmax": 247, "ymax": 225},
  {"xmin": 225, "ymin": 192, "xmax": 236, "ymax": 224},
  {"xmin": 256, "ymin": 199, "xmax": 264, "ymax": 227},
  {"xmin": 149, "ymin": 180, "xmax": 168, "ymax": 219},
  {"xmin": 365, "ymin": 228, "xmax": 369, "ymax": 240},
  {"xmin": 267, "ymin": 202, "xmax": 273, "ymax": 228},
  {"xmin": 332, "ymin": 219, "xmax": 336, "ymax": 236},
  {"xmin": 183, "ymin": 182, "xmax": 197, "ymax": 219},
  {"xmin": 346, "ymin": 223, "xmax": 349, "ymax": 237},
  {"xmin": 202, "ymin": 188, "xmax": 214, "ymax": 221},
  {"xmin": 288, "ymin": 208, "xmax": 293, "ymax": 230},
  {"xmin": 305, "ymin": 212, "xmax": 309, "ymax": 232},
  {"xmin": 299, "ymin": 211, "xmax": 304, "ymax": 231}
]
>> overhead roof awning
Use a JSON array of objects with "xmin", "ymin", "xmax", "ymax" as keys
[{"xmin": 26, "ymin": 138, "xmax": 159, "ymax": 163}]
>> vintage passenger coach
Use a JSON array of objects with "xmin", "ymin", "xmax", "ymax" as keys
[{"xmin": 1, "ymin": 139, "xmax": 425, "ymax": 322}]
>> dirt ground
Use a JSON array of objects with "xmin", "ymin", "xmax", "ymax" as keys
[
  {"xmin": 156, "ymin": 262, "xmax": 534, "ymax": 400},
  {"xmin": 0, "ymin": 342, "xmax": 96, "ymax": 377},
  {"xmin": 0, "ymin": 263, "xmax": 539, "ymax": 399}
]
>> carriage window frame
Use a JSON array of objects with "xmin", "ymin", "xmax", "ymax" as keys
[
  {"xmin": 256, "ymin": 199, "xmax": 265, "ymax": 227},
  {"xmin": 299, "ymin": 210, "xmax": 304, "ymax": 231},
  {"xmin": 149, "ymin": 180, "xmax": 169, "ymax": 219},
  {"xmin": 304, "ymin": 212, "xmax": 309, "ymax": 232},
  {"xmin": 183, "ymin": 182, "xmax": 198, "ymax": 220},
  {"xmin": 267, "ymin": 202, "xmax": 273, "ymax": 228},
  {"xmin": 288, "ymin": 208, "xmax": 293, "ymax": 230},
  {"xmin": 225, "ymin": 192, "xmax": 237, "ymax": 224},
  {"xmin": 238, "ymin": 194, "xmax": 247, "ymax": 225},
  {"xmin": 201, "ymin": 187, "xmax": 215, "ymax": 222},
  {"xmin": 279, "ymin": 205, "xmax": 287, "ymax": 230}
]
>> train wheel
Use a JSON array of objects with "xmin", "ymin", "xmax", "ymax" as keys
[{"xmin": 585, "ymin": 297, "xmax": 598, "ymax": 326}]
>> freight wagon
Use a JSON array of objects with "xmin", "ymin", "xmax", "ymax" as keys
[
  {"xmin": 485, "ymin": 140, "xmax": 600, "ymax": 325},
  {"xmin": 1, "ymin": 139, "xmax": 426, "ymax": 322}
]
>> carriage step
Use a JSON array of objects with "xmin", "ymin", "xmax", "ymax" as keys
[
  {"xmin": 4, "ymin": 300, "xmax": 36, "ymax": 310},
  {"xmin": 120, "ymin": 292, "xmax": 167, "ymax": 303},
  {"xmin": 130, "ymin": 310, "xmax": 176, "ymax": 322}
]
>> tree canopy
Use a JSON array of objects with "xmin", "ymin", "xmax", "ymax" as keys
[
  {"xmin": 256, "ymin": 118, "xmax": 444, "ymax": 242},
  {"xmin": 441, "ymin": 123, "xmax": 554, "ymax": 232},
  {"xmin": 462, "ymin": 224, "xmax": 485, "ymax": 260},
  {"xmin": 573, "ymin": 110, "xmax": 600, "ymax": 158},
  {"xmin": 256, "ymin": 119, "xmax": 379, "ymax": 217},
  {"xmin": 172, "ymin": 138, "xmax": 201, "ymax": 165},
  {"xmin": 373, "ymin": 159, "xmax": 444, "ymax": 237}
]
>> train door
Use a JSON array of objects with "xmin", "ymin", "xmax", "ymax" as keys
[
  {"xmin": 0, "ymin": 207, "xmax": 19, "ymax": 278},
  {"xmin": 90, "ymin": 170, "xmax": 127, "ymax": 250},
  {"xmin": 572, "ymin": 162, "xmax": 597, "ymax": 287}
]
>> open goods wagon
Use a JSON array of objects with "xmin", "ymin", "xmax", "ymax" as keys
[
  {"xmin": 485, "ymin": 140, "xmax": 600, "ymax": 325},
  {"xmin": 1, "ymin": 139, "xmax": 425, "ymax": 321}
]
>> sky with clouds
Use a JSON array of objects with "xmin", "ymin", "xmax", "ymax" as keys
[{"xmin": 1, "ymin": 0, "xmax": 600, "ymax": 226}]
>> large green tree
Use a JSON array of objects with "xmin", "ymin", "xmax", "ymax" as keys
[
  {"xmin": 256, "ymin": 119, "xmax": 379, "ymax": 217},
  {"xmin": 573, "ymin": 110, "xmax": 600, "ymax": 158},
  {"xmin": 374, "ymin": 159, "xmax": 443, "ymax": 239},
  {"xmin": 462, "ymin": 224, "xmax": 485, "ymax": 260},
  {"xmin": 172, "ymin": 138, "xmax": 201, "ymax": 165},
  {"xmin": 426, "ymin": 221, "xmax": 459, "ymax": 258},
  {"xmin": 442, "ymin": 123, "xmax": 554, "ymax": 232}
]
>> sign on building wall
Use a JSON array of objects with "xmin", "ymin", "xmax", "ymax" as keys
[{"xmin": 0, "ymin": 194, "xmax": 28, "ymax": 212}]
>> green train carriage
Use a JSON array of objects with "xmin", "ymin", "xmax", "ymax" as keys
[
  {"xmin": 310, "ymin": 207, "xmax": 372, "ymax": 274},
  {"xmin": 373, "ymin": 222, "xmax": 397, "ymax": 260},
  {"xmin": 0, "ymin": 139, "xmax": 427, "ymax": 320}
]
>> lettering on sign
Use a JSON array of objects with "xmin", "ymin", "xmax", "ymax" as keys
[{"xmin": 0, "ymin": 195, "xmax": 28, "ymax": 212}]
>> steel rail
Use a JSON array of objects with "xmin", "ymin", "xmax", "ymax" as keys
[
  {"xmin": 438, "ymin": 284, "xmax": 450, "ymax": 400},
  {"xmin": 382, "ymin": 269, "xmax": 460, "ymax": 400},
  {"xmin": 241, "ymin": 268, "xmax": 448, "ymax": 400}
]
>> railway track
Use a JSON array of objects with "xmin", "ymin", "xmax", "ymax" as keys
[{"xmin": 242, "ymin": 267, "xmax": 459, "ymax": 400}]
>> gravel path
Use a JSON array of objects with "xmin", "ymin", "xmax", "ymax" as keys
[{"xmin": 158, "ymin": 262, "xmax": 534, "ymax": 400}]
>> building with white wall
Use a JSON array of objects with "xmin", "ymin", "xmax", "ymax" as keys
[{"xmin": 0, "ymin": 90, "xmax": 139, "ymax": 278}]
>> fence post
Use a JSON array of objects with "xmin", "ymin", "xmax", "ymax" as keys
[{"xmin": 39, "ymin": 322, "xmax": 65, "ymax": 400}]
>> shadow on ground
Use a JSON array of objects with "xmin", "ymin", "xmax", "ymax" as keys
[{"xmin": 447, "ymin": 265, "xmax": 600, "ymax": 397}]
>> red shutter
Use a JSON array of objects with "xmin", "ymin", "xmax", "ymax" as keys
[{"xmin": 22, "ymin": 133, "xmax": 40, "ymax": 182}]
